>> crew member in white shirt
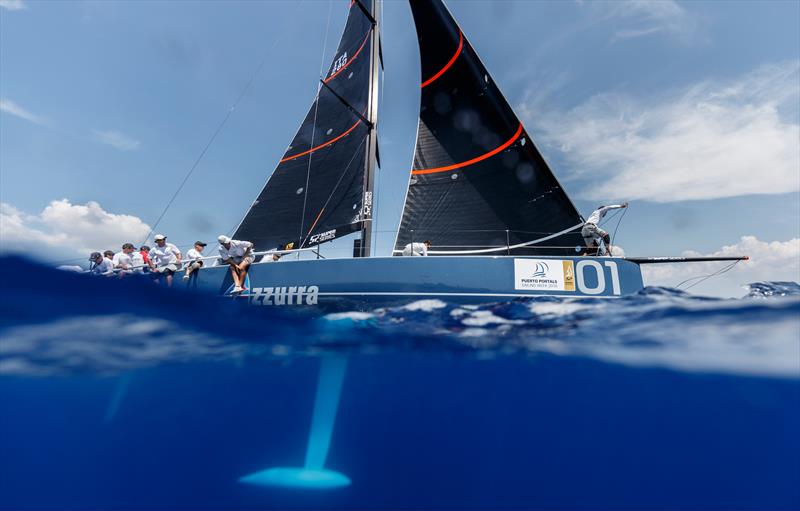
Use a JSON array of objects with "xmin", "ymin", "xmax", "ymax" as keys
[
  {"xmin": 112, "ymin": 243, "xmax": 136, "ymax": 275},
  {"xmin": 581, "ymin": 202, "xmax": 627, "ymax": 256},
  {"xmin": 183, "ymin": 241, "xmax": 208, "ymax": 281},
  {"xmin": 148, "ymin": 234, "xmax": 182, "ymax": 287},
  {"xmin": 402, "ymin": 240, "xmax": 431, "ymax": 256},
  {"xmin": 218, "ymin": 235, "xmax": 254, "ymax": 293},
  {"xmin": 89, "ymin": 252, "xmax": 114, "ymax": 276},
  {"xmin": 130, "ymin": 247, "xmax": 145, "ymax": 273}
]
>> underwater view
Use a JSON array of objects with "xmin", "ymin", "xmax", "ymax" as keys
[{"xmin": 1, "ymin": 256, "xmax": 798, "ymax": 510}]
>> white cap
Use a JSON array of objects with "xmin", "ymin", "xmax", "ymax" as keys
[
  {"xmin": 154, "ymin": 234, "xmax": 166, "ymax": 241},
  {"xmin": 218, "ymin": 235, "xmax": 231, "ymax": 244}
]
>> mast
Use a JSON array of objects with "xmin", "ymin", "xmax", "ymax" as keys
[{"xmin": 358, "ymin": 0, "xmax": 381, "ymax": 257}]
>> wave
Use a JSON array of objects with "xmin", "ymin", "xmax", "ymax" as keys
[{"xmin": 1, "ymin": 255, "xmax": 798, "ymax": 378}]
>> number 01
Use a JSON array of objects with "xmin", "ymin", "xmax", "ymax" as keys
[{"xmin": 575, "ymin": 260, "xmax": 621, "ymax": 295}]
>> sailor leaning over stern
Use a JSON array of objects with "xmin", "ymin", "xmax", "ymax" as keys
[
  {"xmin": 147, "ymin": 234, "xmax": 182, "ymax": 287},
  {"xmin": 581, "ymin": 203, "xmax": 628, "ymax": 256},
  {"xmin": 218, "ymin": 235, "xmax": 254, "ymax": 293}
]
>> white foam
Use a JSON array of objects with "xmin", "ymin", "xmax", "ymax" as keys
[
  {"xmin": 528, "ymin": 302, "xmax": 587, "ymax": 316},
  {"xmin": 402, "ymin": 299, "xmax": 448, "ymax": 312},
  {"xmin": 461, "ymin": 310, "xmax": 524, "ymax": 327},
  {"xmin": 324, "ymin": 312, "xmax": 374, "ymax": 322}
]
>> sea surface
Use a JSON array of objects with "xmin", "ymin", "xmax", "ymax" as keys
[{"xmin": 1, "ymin": 255, "xmax": 798, "ymax": 510}]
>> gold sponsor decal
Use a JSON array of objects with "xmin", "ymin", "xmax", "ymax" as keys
[{"xmin": 562, "ymin": 261, "xmax": 575, "ymax": 291}]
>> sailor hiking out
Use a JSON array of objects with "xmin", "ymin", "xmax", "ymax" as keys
[
  {"xmin": 111, "ymin": 243, "xmax": 136, "ymax": 274},
  {"xmin": 582, "ymin": 203, "xmax": 627, "ymax": 256},
  {"xmin": 218, "ymin": 235, "xmax": 254, "ymax": 293},
  {"xmin": 89, "ymin": 252, "xmax": 114, "ymax": 276},
  {"xmin": 402, "ymin": 240, "xmax": 431, "ymax": 256},
  {"xmin": 148, "ymin": 234, "xmax": 182, "ymax": 286},
  {"xmin": 130, "ymin": 246, "xmax": 146, "ymax": 273},
  {"xmin": 183, "ymin": 241, "xmax": 207, "ymax": 280}
]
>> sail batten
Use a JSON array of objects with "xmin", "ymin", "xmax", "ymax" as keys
[
  {"xmin": 393, "ymin": 0, "xmax": 584, "ymax": 256},
  {"xmin": 234, "ymin": 0, "xmax": 378, "ymax": 253}
]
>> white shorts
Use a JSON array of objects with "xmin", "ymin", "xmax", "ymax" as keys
[{"xmin": 581, "ymin": 223, "xmax": 608, "ymax": 245}]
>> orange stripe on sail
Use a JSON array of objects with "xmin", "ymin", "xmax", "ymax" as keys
[
  {"xmin": 305, "ymin": 207, "xmax": 326, "ymax": 240},
  {"xmin": 280, "ymin": 119, "xmax": 361, "ymax": 164},
  {"xmin": 324, "ymin": 31, "xmax": 371, "ymax": 84},
  {"xmin": 411, "ymin": 123, "xmax": 524, "ymax": 175},
  {"xmin": 420, "ymin": 31, "xmax": 463, "ymax": 88}
]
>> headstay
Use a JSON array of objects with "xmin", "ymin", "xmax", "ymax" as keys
[
  {"xmin": 234, "ymin": 0, "xmax": 380, "ymax": 253},
  {"xmin": 393, "ymin": 0, "xmax": 585, "ymax": 256}
]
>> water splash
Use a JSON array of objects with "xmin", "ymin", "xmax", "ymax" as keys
[{"xmin": 1, "ymin": 256, "xmax": 798, "ymax": 379}]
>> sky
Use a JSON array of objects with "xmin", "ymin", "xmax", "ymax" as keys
[{"xmin": 1, "ymin": 0, "xmax": 798, "ymax": 297}]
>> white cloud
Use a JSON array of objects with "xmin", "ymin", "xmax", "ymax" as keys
[
  {"xmin": 523, "ymin": 61, "xmax": 800, "ymax": 202},
  {"xmin": 0, "ymin": 98, "xmax": 45, "ymax": 125},
  {"xmin": 580, "ymin": 0, "xmax": 697, "ymax": 43},
  {"xmin": 0, "ymin": 0, "xmax": 26, "ymax": 11},
  {"xmin": 641, "ymin": 236, "xmax": 800, "ymax": 298},
  {"xmin": 92, "ymin": 129, "xmax": 141, "ymax": 151},
  {"xmin": 0, "ymin": 200, "xmax": 152, "ymax": 263}
]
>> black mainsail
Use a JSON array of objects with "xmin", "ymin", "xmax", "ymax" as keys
[
  {"xmin": 394, "ymin": 0, "xmax": 584, "ymax": 256},
  {"xmin": 235, "ymin": 0, "xmax": 380, "ymax": 255}
]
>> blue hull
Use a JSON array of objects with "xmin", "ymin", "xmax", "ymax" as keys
[{"xmin": 188, "ymin": 256, "xmax": 643, "ymax": 310}]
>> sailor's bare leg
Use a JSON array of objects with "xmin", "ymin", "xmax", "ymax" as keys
[
  {"xmin": 229, "ymin": 264, "xmax": 241, "ymax": 288},
  {"xmin": 165, "ymin": 273, "xmax": 173, "ymax": 287},
  {"xmin": 236, "ymin": 260, "xmax": 251, "ymax": 288}
]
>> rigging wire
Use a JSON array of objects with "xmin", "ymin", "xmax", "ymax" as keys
[
  {"xmin": 298, "ymin": 0, "xmax": 334, "ymax": 260},
  {"xmin": 676, "ymin": 260, "xmax": 742, "ymax": 291},
  {"xmin": 141, "ymin": 38, "xmax": 281, "ymax": 246}
]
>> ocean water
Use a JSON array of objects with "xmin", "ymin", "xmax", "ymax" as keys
[{"xmin": 1, "ymin": 255, "xmax": 798, "ymax": 509}]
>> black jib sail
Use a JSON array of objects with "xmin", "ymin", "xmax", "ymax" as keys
[
  {"xmin": 235, "ymin": 0, "xmax": 380, "ymax": 254},
  {"xmin": 393, "ymin": 0, "xmax": 585, "ymax": 256}
]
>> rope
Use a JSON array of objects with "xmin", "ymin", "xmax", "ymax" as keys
[
  {"xmin": 141, "ymin": 38, "xmax": 280, "ymax": 246},
  {"xmin": 298, "ymin": 0, "xmax": 334, "ymax": 259},
  {"xmin": 391, "ymin": 223, "xmax": 584, "ymax": 255},
  {"xmin": 611, "ymin": 203, "xmax": 628, "ymax": 249}
]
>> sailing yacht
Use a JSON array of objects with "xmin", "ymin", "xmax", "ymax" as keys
[{"xmin": 188, "ymin": 0, "xmax": 744, "ymax": 308}]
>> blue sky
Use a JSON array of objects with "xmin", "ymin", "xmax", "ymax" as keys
[{"xmin": 1, "ymin": 0, "xmax": 798, "ymax": 295}]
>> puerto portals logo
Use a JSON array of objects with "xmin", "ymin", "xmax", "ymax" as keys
[
  {"xmin": 532, "ymin": 262, "xmax": 549, "ymax": 278},
  {"xmin": 514, "ymin": 259, "xmax": 574, "ymax": 292}
]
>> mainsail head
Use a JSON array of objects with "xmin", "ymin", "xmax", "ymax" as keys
[
  {"xmin": 394, "ymin": 0, "xmax": 585, "ymax": 256},
  {"xmin": 234, "ymin": 0, "xmax": 379, "ymax": 252}
]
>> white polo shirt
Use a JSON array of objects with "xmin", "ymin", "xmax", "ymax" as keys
[
  {"xmin": 150, "ymin": 242, "xmax": 181, "ymax": 266},
  {"xmin": 218, "ymin": 239, "xmax": 253, "ymax": 260},
  {"xmin": 112, "ymin": 251, "xmax": 133, "ymax": 269},
  {"xmin": 186, "ymin": 248, "xmax": 204, "ymax": 261}
]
